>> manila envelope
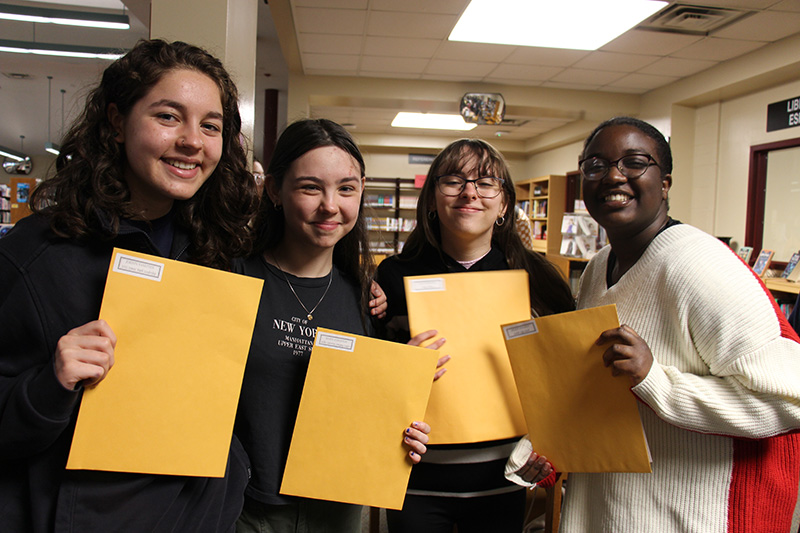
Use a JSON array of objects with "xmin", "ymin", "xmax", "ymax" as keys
[
  {"xmin": 67, "ymin": 248, "xmax": 263, "ymax": 477},
  {"xmin": 280, "ymin": 328, "xmax": 438, "ymax": 510},
  {"xmin": 502, "ymin": 304, "xmax": 651, "ymax": 473},
  {"xmin": 405, "ymin": 270, "xmax": 530, "ymax": 444}
]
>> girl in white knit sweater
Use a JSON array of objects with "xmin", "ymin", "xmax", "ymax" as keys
[{"xmin": 510, "ymin": 117, "xmax": 800, "ymax": 533}]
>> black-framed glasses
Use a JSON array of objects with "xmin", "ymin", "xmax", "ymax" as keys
[
  {"xmin": 578, "ymin": 154, "xmax": 660, "ymax": 181},
  {"xmin": 435, "ymin": 175, "xmax": 505, "ymax": 198}
]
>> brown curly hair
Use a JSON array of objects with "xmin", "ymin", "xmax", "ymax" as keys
[{"xmin": 30, "ymin": 39, "xmax": 258, "ymax": 270}]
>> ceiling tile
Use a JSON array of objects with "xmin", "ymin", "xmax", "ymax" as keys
[
  {"xmin": 420, "ymin": 72, "xmax": 488, "ymax": 83},
  {"xmin": 540, "ymin": 80, "xmax": 606, "ymax": 91},
  {"xmin": 601, "ymin": 29, "xmax": 703, "ymax": 56},
  {"xmin": 434, "ymin": 41, "xmax": 515, "ymax": 62},
  {"xmin": 769, "ymin": 0, "xmax": 800, "ymax": 12},
  {"xmin": 369, "ymin": 0, "xmax": 468, "ymax": 15},
  {"xmin": 294, "ymin": 7, "xmax": 367, "ymax": 35},
  {"xmin": 551, "ymin": 68, "xmax": 628, "ymax": 86},
  {"xmin": 425, "ymin": 59, "xmax": 497, "ymax": 77},
  {"xmin": 638, "ymin": 56, "xmax": 718, "ymax": 77},
  {"xmin": 351, "ymin": 70, "xmax": 424, "ymax": 80},
  {"xmin": 670, "ymin": 37, "xmax": 766, "ymax": 61},
  {"xmin": 605, "ymin": 72, "xmax": 680, "ymax": 91},
  {"xmin": 486, "ymin": 63, "xmax": 563, "ymax": 82},
  {"xmin": 298, "ymin": 33, "xmax": 363, "ymax": 55},
  {"xmin": 302, "ymin": 53, "xmax": 360, "ymax": 71},
  {"xmin": 359, "ymin": 55, "xmax": 430, "ymax": 73},
  {"xmin": 483, "ymin": 78, "xmax": 545, "ymax": 87},
  {"xmin": 305, "ymin": 68, "xmax": 360, "ymax": 76},
  {"xmin": 504, "ymin": 47, "xmax": 588, "ymax": 67},
  {"xmin": 571, "ymin": 51, "xmax": 660, "ymax": 73},
  {"xmin": 362, "ymin": 36, "xmax": 439, "ymax": 58},
  {"xmin": 713, "ymin": 11, "xmax": 800, "ymax": 41},
  {"xmin": 367, "ymin": 11, "xmax": 460, "ymax": 39}
]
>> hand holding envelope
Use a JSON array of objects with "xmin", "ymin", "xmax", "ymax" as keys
[
  {"xmin": 404, "ymin": 270, "xmax": 531, "ymax": 444},
  {"xmin": 280, "ymin": 328, "xmax": 439, "ymax": 510},
  {"xmin": 502, "ymin": 304, "xmax": 651, "ymax": 474},
  {"xmin": 66, "ymin": 249, "xmax": 263, "ymax": 478}
]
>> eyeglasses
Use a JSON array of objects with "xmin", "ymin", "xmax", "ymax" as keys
[
  {"xmin": 578, "ymin": 154, "xmax": 660, "ymax": 181},
  {"xmin": 435, "ymin": 175, "xmax": 505, "ymax": 198},
  {"xmin": 253, "ymin": 172, "xmax": 265, "ymax": 183}
]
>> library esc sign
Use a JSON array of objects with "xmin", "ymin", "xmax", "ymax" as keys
[{"xmin": 767, "ymin": 96, "xmax": 800, "ymax": 132}]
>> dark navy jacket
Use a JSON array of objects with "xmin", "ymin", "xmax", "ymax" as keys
[{"xmin": 0, "ymin": 213, "xmax": 249, "ymax": 532}]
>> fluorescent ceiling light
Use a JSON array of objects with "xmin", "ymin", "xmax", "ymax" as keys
[
  {"xmin": 392, "ymin": 112, "xmax": 477, "ymax": 131},
  {"xmin": 45, "ymin": 142, "xmax": 61, "ymax": 155},
  {"xmin": 449, "ymin": 0, "xmax": 667, "ymax": 51},
  {"xmin": 0, "ymin": 145, "xmax": 27, "ymax": 162},
  {"xmin": 0, "ymin": 39, "xmax": 124, "ymax": 60},
  {"xmin": 0, "ymin": 2, "xmax": 129, "ymax": 30}
]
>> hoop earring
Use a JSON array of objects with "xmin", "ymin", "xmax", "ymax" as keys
[
  {"xmin": 428, "ymin": 211, "xmax": 437, "ymax": 220},
  {"xmin": 495, "ymin": 216, "xmax": 505, "ymax": 226},
  {"xmin": 274, "ymin": 203, "xmax": 283, "ymax": 211}
]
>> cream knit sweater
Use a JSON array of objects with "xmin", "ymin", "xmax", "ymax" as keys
[{"xmin": 559, "ymin": 224, "xmax": 800, "ymax": 532}]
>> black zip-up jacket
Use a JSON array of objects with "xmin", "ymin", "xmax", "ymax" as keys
[{"xmin": 0, "ymin": 213, "xmax": 249, "ymax": 532}]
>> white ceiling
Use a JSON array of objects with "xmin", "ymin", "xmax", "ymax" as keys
[
  {"xmin": 2, "ymin": 0, "xmax": 800, "ymax": 157},
  {"xmin": 281, "ymin": 0, "xmax": 800, "ymax": 143}
]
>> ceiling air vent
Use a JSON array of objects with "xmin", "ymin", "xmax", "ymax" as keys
[{"xmin": 639, "ymin": 4, "xmax": 751, "ymax": 35}]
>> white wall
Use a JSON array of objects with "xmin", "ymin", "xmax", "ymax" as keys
[
  {"xmin": 524, "ymin": 140, "xmax": 583, "ymax": 180},
  {"xmin": 712, "ymin": 78, "xmax": 800, "ymax": 250},
  {"xmin": 362, "ymin": 149, "xmax": 527, "ymax": 183}
]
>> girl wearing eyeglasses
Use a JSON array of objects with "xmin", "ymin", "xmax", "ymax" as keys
[
  {"xmin": 509, "ymin": 116, "xmax": 800, "ymax": 532},
  {"xmin": 375, "ymin": 139, "xmax": 574, "ymax": 533}
]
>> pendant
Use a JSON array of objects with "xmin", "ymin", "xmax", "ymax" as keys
[{"xmin": 307, "ymin": 313, "xmax": 313, "ymax": 320}]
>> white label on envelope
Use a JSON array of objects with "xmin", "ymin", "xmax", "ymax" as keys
[
  {"xmin": 409, "ymin": 278, "xmax": 446, "ymax": 292},
  {"xmin": 503, "ymin": 320, "xmax": 538, "ymax": 340},
  {"xmin": 316, "ymin": 331, "xmax": 356, "ymax": 352},
  {"xmin": 113, "ymin": 253, "xmax": 164, "ymax": 282}
]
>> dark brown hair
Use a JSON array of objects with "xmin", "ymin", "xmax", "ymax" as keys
[
  {"xmin": 402, "ymin": 139, "xmax": 574, "ymax": 316},
  {"xmin": 30, "ymin": 39, "xmax": 258, "ymax": 270},
  {"xmin": 252, "ymin": 118, "xmax": 374, "ymax": 323}
]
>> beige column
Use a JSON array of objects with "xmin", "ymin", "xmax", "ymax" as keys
[{"xmin": 149, "ymin": 0, "xmax": 258, "ymax": 151}]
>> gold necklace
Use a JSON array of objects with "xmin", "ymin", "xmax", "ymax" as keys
[{"xmin": 271, "ymin": 253, "xmax": 333, "ymax": 321}]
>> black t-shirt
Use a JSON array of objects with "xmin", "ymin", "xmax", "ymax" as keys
[{"xmin": 233, "ymin": 256, "xmax": 366, "ymax": 504}]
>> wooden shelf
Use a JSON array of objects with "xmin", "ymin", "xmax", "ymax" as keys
[
  {"xmin": 365, "ymin": 177, "xmax": 420, "ymax": 256},
  {"xmin": 765, "ymin": 277, "xmax": 800, "ymax": 296},
  {"xmin": 515, "ymin": 175, "xmax": 566, "ymax": 255}
]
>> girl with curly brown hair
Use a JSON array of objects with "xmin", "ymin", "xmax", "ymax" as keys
[{"xmin": 0, "ymin": 39, "xmax": 258, "ymax": 532}]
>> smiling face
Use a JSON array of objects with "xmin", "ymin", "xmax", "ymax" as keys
[
  {"xmin": 433, "ymin": 151, "xmax": 508, "ymax": 253},
  {"xmin": 581, "ymin": 124, "xmax": 672, "ymax": 242},
  {"xmin": 269, "ymin": 145, "xmax": 364, "ymax": 254},
  {"xmin": 110, "ymin": 68, "xmax": 223, "ymax": 219}
]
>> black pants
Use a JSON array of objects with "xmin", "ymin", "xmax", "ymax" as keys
[{"xmin": 386, "ymin": 489, "xmax": 526, "ymax": 533}]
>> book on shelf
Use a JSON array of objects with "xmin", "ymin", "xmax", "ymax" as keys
[
  {"xmin": 781, "ymin": 251, "xmax": 800, "ymax": 280},
  {"xmin": 398, "ymin": 195, "xmax": 417, "ymax": 209},
  {"xmin": 752, "ymin": 249, "xmax": 774, "ymax": 277},
  {"xmin": 559, "ymin": 213, "xmax": 605, "ymax": 259},
  {"xmin": 737, "ymin": 246, "xmax": 753, "ymax": 263},
  {"xmin": 365, "ymin": 193, "xmax": 395, "ymax": 207}
]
